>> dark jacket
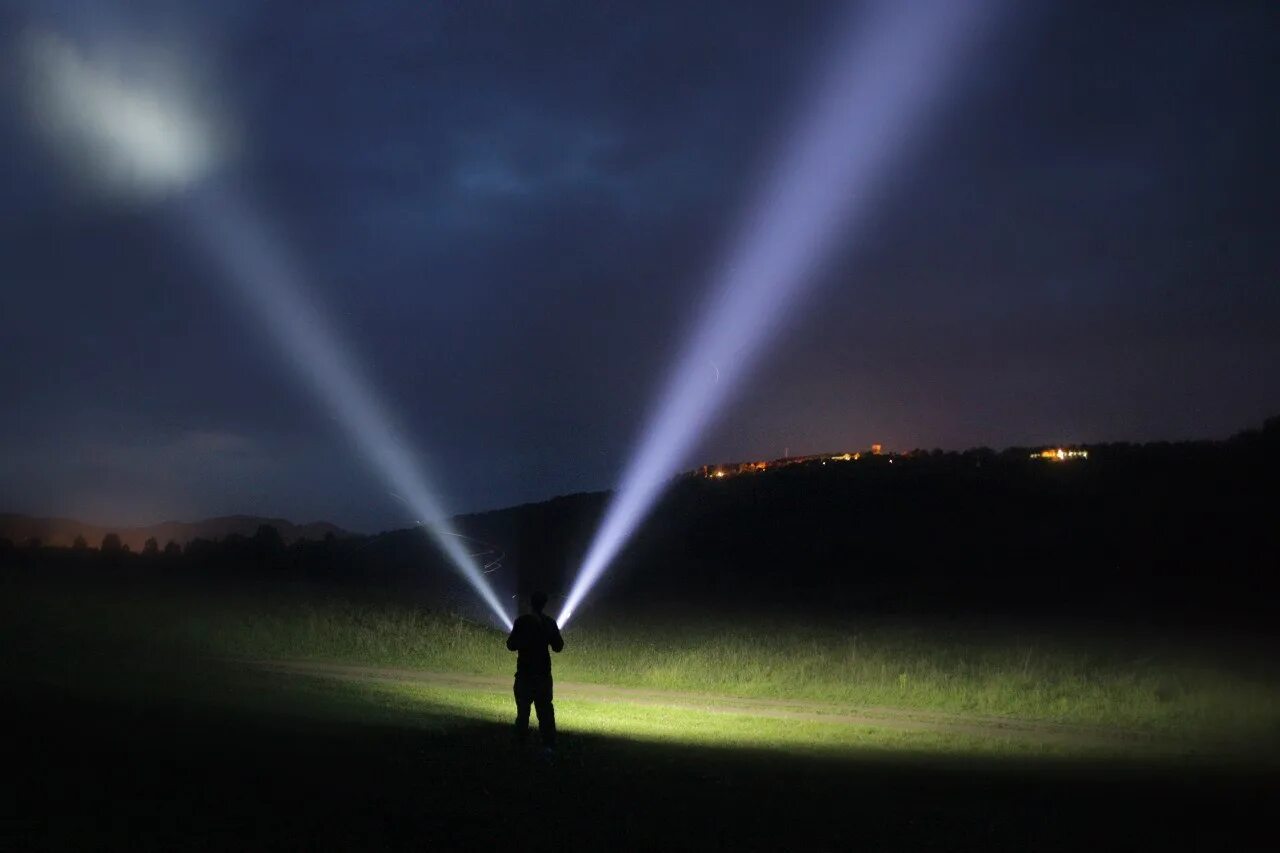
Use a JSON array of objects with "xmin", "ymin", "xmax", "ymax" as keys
[{"xmin": 505, "ymin": 612, "xmax": 564, "ymax": 677}]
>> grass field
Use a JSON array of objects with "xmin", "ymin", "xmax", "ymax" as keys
[
  {"xmin": 11, "ymin": 575, "xmax": 1280, "ymax": 750},
  {"xmin": 188, "ymin": 595, "xmax": 1280, "ymax": 743},
  {"xmin": 5, "ymin": 575, "xmax": 1280, "ymax": 849}
]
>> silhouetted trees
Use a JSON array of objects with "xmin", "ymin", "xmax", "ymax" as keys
[
  {"xmin": 253, "ymin": 524, "xmax": 284, "ymax": 555},
  {"xmin": 1, "ymin": 415, "xmax": 1277, "ymax": 629},
  {"xmin": 143, "ymin": 537, "xmax": 159, "ymax": 557},
  {"xmin": 72, "ymin": 534, "xmax": 88, "ymax": 550}
]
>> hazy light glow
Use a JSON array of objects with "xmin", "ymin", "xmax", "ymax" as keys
[
  {"xmin": 22, "ymin": 28, "xmax": 511, "ymax": 628},
  {"xmin": 559, "ymin": 0, "xmax": 1001, "ymax": 627},
  {"xmin": 20, "ymin": 31, "xmax": 222, "ymax": 199}
]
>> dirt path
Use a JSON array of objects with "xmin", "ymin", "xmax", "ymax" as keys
[{"xmin": 249, "ymin": 659, "xmax": 1164, "ymax": 748}]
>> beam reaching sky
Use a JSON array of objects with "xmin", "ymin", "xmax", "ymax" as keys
[
  {"xmin": 182, "ymin": 187, "xmax": 513, "ymax": 628},
  {"xmin": 20, "ymin": 29, "xmax": 512, "ymax": 627},
  {"xmin": 558, "ymin": 0, "xmax": 1004, "ymax": 627}
]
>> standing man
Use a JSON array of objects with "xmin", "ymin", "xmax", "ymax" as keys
[{"xmin": 505, "ymin": 590, "xmax": 564, "ymax": 751}]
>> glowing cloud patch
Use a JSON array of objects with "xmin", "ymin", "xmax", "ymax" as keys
[
  {"xmin": 558, "ymin": 0, "xmax": 1003, "ymax": 627},
  {"xmin": 20, "ymin": 31, "xmax": 223, "ymax": 199}
]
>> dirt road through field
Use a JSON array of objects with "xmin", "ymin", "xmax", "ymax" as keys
[{"xmin": 249, "ymin": 659, "xmax": 1163, "ymax": 748}]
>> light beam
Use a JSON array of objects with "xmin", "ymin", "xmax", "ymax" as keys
[
  {"xmin": 182, "ymin": 187, "xmax": 512, "ymax": 628},
  {"xmin": 558, "ymin": 0, "xmax": 1003, "ymax": 627},
  {"xmin": 20, "ymin": 29, "xmax": 512, "ymax": 628}
]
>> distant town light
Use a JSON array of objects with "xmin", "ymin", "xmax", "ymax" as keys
[
  {"xmin": 1031, "ymin": 448, "xmax": 1089, "ymax": 462},
  {"xmin": 697, "ymin": 446, "xmax": 883, "ymax": 479}
]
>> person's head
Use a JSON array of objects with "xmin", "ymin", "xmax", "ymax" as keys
[{"xmin": 529, "ymin": 590, "xmax": 548, "ymax": 614}]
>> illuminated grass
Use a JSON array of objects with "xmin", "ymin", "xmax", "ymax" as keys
[
  {"xmin": 224, "ymin": 671, "xmax": 1125, "ymax": 761},
  {"xmin": 6, "ymin": 578, "xmax": 1275, "ymax": 749},
  {"xmin": 7, "ymin": 578, "xmax": 1278, "ymax": 852},
  {"xmin": 191, "ymin": 599, "xmax": 1280, "ymax": 742}
]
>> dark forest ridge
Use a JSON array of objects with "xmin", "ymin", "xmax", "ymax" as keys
[
  {"xmin": 0, "ymin": 513, "xmax": 346, "ymax": 552},
  {"xmin": 3, "ymin": 414, "xmax": 1275, "ymax": 552},
  {"xmin": 3, "ymin": 415, "xmax": 1278, "ymax": 628}
]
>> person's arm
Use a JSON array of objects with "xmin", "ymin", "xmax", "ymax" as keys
[
  {"xmin": 506, "ymin": 618, "xmax": 522, "ymax": 651},
  {"xmin": 545, "ymin": 616, "xmax": 564, "ymax": 653}
]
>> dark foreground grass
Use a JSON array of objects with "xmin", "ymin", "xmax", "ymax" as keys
[
  {"xmin": 6, "ymin": 671, "xmax": 1279, "ymax": 852},
  {"xmin": 5, "ymin": 575, "xmax": 1280, "ymax": 849}
]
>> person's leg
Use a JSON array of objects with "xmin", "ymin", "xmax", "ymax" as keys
[
  {"xmin": 513, "ymin": 676, "xmax": 532, "ymax": 742},
  {"xmin": 533, "ymin": 677, "xmax": 556, "ymax": 747}
]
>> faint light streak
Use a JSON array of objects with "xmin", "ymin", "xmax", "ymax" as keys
[{"xmin": 559, "ymin": 0, "xmax": 1004, "ymax": 627}]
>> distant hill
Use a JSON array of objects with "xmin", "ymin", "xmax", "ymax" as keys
[
  {"xmin": 4, "ymin": 417, "xmax": 1276, "ymax": 627},
  {"xmin": 0, "ymin": 513, "xmax": 347, "ymax": 551},
  {"xmin": 446, "ymin": 418, "xmax": 1280, "ymax": 626}
]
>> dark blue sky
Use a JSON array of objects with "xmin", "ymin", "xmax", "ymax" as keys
[{"xmin": 2, "ymin": 1, "xmax": 1277, "ymax": 530}]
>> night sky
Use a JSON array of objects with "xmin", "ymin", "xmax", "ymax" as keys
[{"xmin": 2, "ymin": 1, "xmax": 1277, "ymax": 531}]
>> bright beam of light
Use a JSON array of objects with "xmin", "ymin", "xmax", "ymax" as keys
[
  {"xmin": 20, "ymin": 29, "xmax": 512, "ymax": 628},
  {"xmin": 182, "ymin": 188, "xmax": 512, "ymax": 629},
  {"xmin": 559, "ymin": 0, "xmax": 1002, "ymax": 628}
]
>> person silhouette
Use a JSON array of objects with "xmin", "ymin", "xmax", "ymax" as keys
[{"xmin": 505, "ymin": 590, "xmax": 564, "ymax": 750}]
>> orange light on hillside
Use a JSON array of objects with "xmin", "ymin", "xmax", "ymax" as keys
[{"xmin": 1031, "ymin": 448, "xmax": 1088, "ymax": 462}]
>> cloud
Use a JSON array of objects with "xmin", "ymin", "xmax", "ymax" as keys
[
  {"xmin": 0, "ymin": 426, "xmax": 276, "ymax": 526},
  {"xmin": 454, "ymin": 115, "xmax": 621, "ymax": 200},
  {"xmin": 159, "ymin": 428, "xmax": 258, "ymax": 458},
  {"xmin": 17, "ymin": 28, "xmax": 230, "ymax": 201}
]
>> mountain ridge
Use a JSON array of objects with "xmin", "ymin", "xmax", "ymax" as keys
[{"xmin": 0, "ymin": 513, "xmax": 347, "ymax": 551}]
